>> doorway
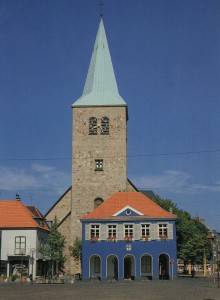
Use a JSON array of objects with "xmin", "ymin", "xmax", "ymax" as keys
[
  {"xmin": 107, "ymin": 255, "xmax": 118, "ymax": 280},
  {"xmin": 159, "ymin": 254, "xmax": 169, "ymax": 280},
  {"xmin": 124, "ymin": 255, "xmax": 135, "ymax": 280}
]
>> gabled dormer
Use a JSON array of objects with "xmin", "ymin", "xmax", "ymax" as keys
[{"xmin": 113, "ymin": 205, "xmax": 144, "ymax": 217}]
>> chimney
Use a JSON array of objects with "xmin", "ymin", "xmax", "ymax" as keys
[{"xmin": 16, "ymin": 194, "xmax": 21, "ymax": 200}]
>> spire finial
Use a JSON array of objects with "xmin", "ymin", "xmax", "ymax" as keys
[{"xmin": 99, "ymin": 0, "xmax": 104, "ymax": 17}]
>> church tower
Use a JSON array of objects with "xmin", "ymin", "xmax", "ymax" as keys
[
  {"xmin": 71, "ymin": 18, "xmax": 129, "ymax": 239},
  {"xmin": 45, "ymin": 17, "xmax": 137, "ymax": 275}
]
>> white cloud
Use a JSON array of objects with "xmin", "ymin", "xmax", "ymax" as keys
[
  {"xmin": 134, "ymin": 170, "xmax": 191, "ymax": 189},
  {"xmin": 0, "ymin": 165, "xmax": 39, "ymax": 190},
  {"xmin": 133, "ymin": 170, "xmax": 220, "ymax": 194},
  {"xmin": 0, "ymin": 164, "xmax": 70, "ymax": 192},
  {"xmin": 31, "ymin": 163, "xmax": 70, "ymax": 189},
  {"xmin": 31, "ymin": 163, "xmax": 56, "ymax": 173}
]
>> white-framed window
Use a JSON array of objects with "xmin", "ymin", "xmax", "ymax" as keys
[
  {"xmin": 141, "ymin": 224, "xmax": 150, "ymax": 237},
  {"xmin": 95, "ymin": 159, "xmax": 103, "ymax": 171},
  {"xmin": 158, "ymin": 224, "xmax": 168, "ymax": 238},
  {"xmin": 124, "ymin": 224, "xmax": 133, "ymax": 237},
  {"xmin": 107, "ymin": 225, "xmax": 117, "ymax": 238},
  {"xmin": 15, "ymin": 236, "xmax": 26, "ymax": 255},
  {"xmin": 90, "ymin": 224, "xmax": 100, "ymax": 239}
]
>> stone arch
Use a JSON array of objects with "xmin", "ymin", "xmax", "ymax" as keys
[
  {"xmin": 106, "ymin": 255, "xmax": 118, "ymax": 280},
  {"xmin": 123, "ymin": 254, "xmax": 135, "ymax": 280},
  {"xmin": 90, "ymin": 255, "xmax": 101, "ymax": 279},
  {"xmin": 140, "ymin": 254, "xmax": 153, "ymax": 280}
]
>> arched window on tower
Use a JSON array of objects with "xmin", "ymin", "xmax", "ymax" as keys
[
  {"xmin": 94, "ymin": 198, "xmax": 104, "ymax": 209},
  {"xmin": 89, "ymin": 117, "xmax": 97, "ymax": 135},
  {"xmin": 101, "ymin": 117, "xmax": 109, "ymax": 135}
]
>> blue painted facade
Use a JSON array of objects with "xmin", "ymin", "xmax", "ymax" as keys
[{"xmin": 81, "ymin": 219, "xmax": 177, "ymax": 280}]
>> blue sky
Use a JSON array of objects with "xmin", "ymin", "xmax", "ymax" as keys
[{"xmin": 0, "ymin": 0, "xmax": 220, "ymax": 231}]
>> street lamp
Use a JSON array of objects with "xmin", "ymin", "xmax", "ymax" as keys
[
  {"xmin": 20, "ymin": 249, "xmax": 25, "ymax": 284},
  {"xmin": 30, "ymin": 248, "xmax": 36, "ymax": 283}
]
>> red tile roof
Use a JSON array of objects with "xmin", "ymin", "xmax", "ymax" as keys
[
  {"xmin": 81, "ymin": 192, "xmax": 177, "ymax": 220},
  {"xmin": 0, "ymin": 200, "xmax": 49, "ymax": 230}
]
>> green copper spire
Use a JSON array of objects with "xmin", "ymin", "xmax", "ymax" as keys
[{"xmin": 72, "ymin": 18, "xmax": 126, "ymax": 107}]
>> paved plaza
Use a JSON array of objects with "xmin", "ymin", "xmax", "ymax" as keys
[{"xmin": 0, "ymin": 277, "xmax": 219, "ymax": 300}]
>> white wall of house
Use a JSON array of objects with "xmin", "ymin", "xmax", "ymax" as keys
[
  {"xmin": 1, "ymin": 228, "xmax": 48, "ymax": 279},
  {"xmin": 1, "ymin": 229, "xmax": 37, "ymax": 260}
]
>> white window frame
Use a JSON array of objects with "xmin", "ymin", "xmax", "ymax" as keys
[
  {"xmin": 15, "ymin": 236, "xmax": 26, "ymax": 255},
  {"xmin": 107, "ymin": 224, "xmax": 117, "ymax": 239},
  {"xmin": 158, "ymin": 223, "xmax": 168, "ymax": 238},
  {"xmin": 141, "ymin": 223, "xmax": 151, "ymax": 238},
  {"xmin": 124, "ymin": 224, "xmax": 134, "ymax": 238},
  {"xmin": 90, "ymin": 224, "xmax": 100, "ymax": 240}
]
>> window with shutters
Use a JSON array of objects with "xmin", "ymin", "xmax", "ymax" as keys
[
  {"xmin": 141, "ymin": 224, "xmax": 150, "ymax": 238},
  {"xmin": 158, "ymin": 224, "xmax": 168, "ymax": 239},
  {"xmin": 124, "ymin": 224, "xmax": 133, "ymax": 241},
  {"xmin": 107, "ymin": 225, "xmax": 117, "ymax": 240},
  {"xmin": 90, "ymin": 224, "xmax": 100, "ymax": 242}
]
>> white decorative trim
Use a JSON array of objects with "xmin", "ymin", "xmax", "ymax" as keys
[{"xmin": 112, "ymin": 205, "xmax": 144, "ymax": 217}]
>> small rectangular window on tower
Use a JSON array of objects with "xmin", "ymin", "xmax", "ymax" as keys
[{"xmin": 95, "ymin": 159, "xmax": 103, "ymax": 171}]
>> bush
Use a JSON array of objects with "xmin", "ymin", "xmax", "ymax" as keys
[{"xmin": 11, "ymin": 274, "xmax": 19, "ymax": 282}]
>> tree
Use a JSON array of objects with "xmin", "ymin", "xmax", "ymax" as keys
[
  {"xmin": 69, "ymin": 237, "xmax": 82, "ymax": 273},
  {"xmin": 40, "ymin": 217, "xmax": 65, "ymax": 278},
  {"xmin": 152, "ymin": 195, "xmax": 212, "ymax": 264}
]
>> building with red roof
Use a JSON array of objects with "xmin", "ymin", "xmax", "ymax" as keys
[
  {"xmin": 0, "ymin": 198, "xmax": 49, "ymax": 280},
  {"xmin": 80, "ymin": 192, "xmax": 177, "ymax": 280}
]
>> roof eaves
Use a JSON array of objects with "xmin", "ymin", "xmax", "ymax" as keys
[{"xmin": 81, "ymin": 216, "xmax": 177, "ymax": 222}]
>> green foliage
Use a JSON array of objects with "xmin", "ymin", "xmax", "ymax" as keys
[
  {"xmin": 153, "ymin": 195, "xmax": 212, "ymax": 263},
  {"xmin": 11, "ymin": 274, "xmax": 19, "ymax": 281},
  {"xmin": 69, "ymin": 237, "xmax": 82, "ymax": 261},
  {"xmin": 40, "ymin": 217, "xmax": 65, "ymax": 275}
]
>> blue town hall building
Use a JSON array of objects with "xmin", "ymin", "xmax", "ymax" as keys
[{"xmin": 81, "ymin": 192, "xmax": 177, "ymax": 280}]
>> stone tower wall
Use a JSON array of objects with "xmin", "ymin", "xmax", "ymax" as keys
[{"xmin": 70, "ymin": 106, "xmax": 128, "ymax": 241}]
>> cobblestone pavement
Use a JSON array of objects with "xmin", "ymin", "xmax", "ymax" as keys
[{"xmin": 0, "ymin": 278, "xmax": 219, "ymax": 300}]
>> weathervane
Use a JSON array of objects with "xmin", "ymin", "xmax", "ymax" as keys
[{"xmin": 99, "ymin": 0, "xmax": 104, "ymax": 17}]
